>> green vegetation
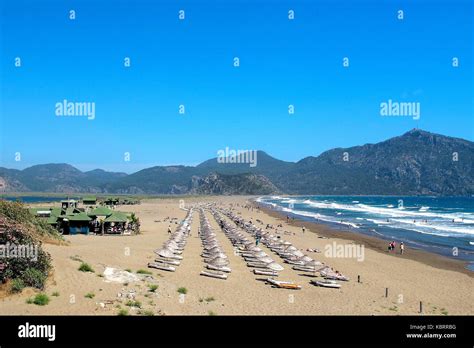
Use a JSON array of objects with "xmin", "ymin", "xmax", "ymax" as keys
[
  {"xmin": 148, "ymin": 284, "xmax": 158, "ymax": 292},
  {"xmin": 0, "ymin": 201, "xmax": 52, "ymax": 291},
  {"xmin": 85, "ymin": 292, "xmax": 95, "ymax": 299},
  {"xmin": 136, "ymin": 269, "xmax": 152, "ymax": 275},
  {"xmin": 22, "ymin": 268, "xmax": 47, "ymax": 289},
  {"xmin": 52, "ymin": 291, "xmax": 60, "ymax": 297},
  {"xmin": 78, "ymin": 262, "xmax": 94, "ymax": 273},
  {"xmin": 26, "ymin": 298, "xmax": 34, "ymax": 304},
  {"xmin": 125, "ymin": 268, "xmax": 132, "ymax": 273},
  {"xmin": 0, "ymin": 200, "xmax": 62, "ymax": 240},
  {"xmin": 9, "ymin": 279, "xmax": 25, "ymax": 293},
  {"xmin": 208, "ymin": 311, "xmax": 216, "ymax": 316},
  {"xmin": 205, "ymin": 297, "xmax": 215, "ymax": 302},
  {"xmin": 125, "ymin": 300, "xmax": 142, "ymax": 308},
  {"xmin": 177, "ymin": 287, "xmax": 187, "ymax": 295},
  {"xmin": 32, "ymin": 293, "xmax": 50, "ymax": 306},
  {"xmin": 139, "ymin": 310, "xmax": 154, "ymax": 316},
  {"xmin": 117, "ymin": 309, "xmax": 129, "ymax": 316}
]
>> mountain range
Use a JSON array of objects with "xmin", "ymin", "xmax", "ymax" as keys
[{"xmin": 0, "ymin": 129, "xmax": 473, "ymax": 196}]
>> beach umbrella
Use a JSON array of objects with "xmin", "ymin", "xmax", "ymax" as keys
[
  {"xmin": 209, "ymin": 252, "xmax": 228, "ymax": 259},
  {"xmin": 291, "ymin": 250, "xmax": 305, "ymax": 258},
  {"xmin": 155, "ymin": 248, "xmax": 175, "ymax": 258},
  {"xmin": 208, "ymin": 257, "xmax": 229, "ymax": 266},
  {"xmin": 258, "ymin": 256, "xmax": 274, "ymax": 264}
]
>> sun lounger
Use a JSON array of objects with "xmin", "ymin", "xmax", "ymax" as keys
[
  {"xmin": 147, "ymin": 262, "xmax": 176, "ymax": 272},
  {"xmin": 292, "ymin": 265, "xmax": 318, "ymax": 272},
  {"xmin": 247, "ymin": 261, "xmax": 269, "ymax": 268},
  {"xmin": 320, "ymin": 270, "xmax": 349, "ymax": 281},
  {"xmin": 200, "ymin": 270, "xmax": 228, "ymax": 280},
  {"xmin": 154, "ymin": 258, "xmax": 181, "ymax": 266},
  {"xmin": 310, "ymin": 279, "xmax": 341, "ymax": 288},
  {"xmin": 284, "ymin": 259, "xmax": 305, "ymax": 265},
  {"xmin": 275, "ymin": 251, "xmax": 293, "ymax": 257},
  {"xmin": 206, "ymin": 264, "xmax": 231, "ymax": 273},
  {"xmin": 266, "ymin": 278, "xmax": 301, "ymax": 290},
  {"xmin": 253, "ymin": 269, "xmax": 278, "ymax": 276}
]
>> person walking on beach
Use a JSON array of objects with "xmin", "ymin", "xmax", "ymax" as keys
[
  {"xmin": 302, "ymin": 226, "xmax": 306, "ymax": 234},
  {"xmin": 400, "ymin": 242, "xmax": 405, "ymax": 255},
  {"xmin": 167, "ymin": 226, "xmax": 171, "ymax": 234}
]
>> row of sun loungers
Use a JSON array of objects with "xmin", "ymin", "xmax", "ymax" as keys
[
  {"xmin": 148, "ymin": 208, "xmax": 194, "ymax": 272},
  {"xmin": 210, "ymin": 209, "xmax": 285, "ymax": 279},
  {"xmin": 198, "ymin": 209, "xmax": 229, "ymax": 280},
  {"xmin": 219, "ymin": 207, "xmax": 349, "ymax": 288}
]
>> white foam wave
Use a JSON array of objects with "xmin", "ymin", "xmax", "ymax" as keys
[
  {"xmin": 302, "ymin": 199, "xmax": 474, "ymax": 222},
  {"xmin": 280, "ymin": 207, "xmax": 359, "ymax": 228}
]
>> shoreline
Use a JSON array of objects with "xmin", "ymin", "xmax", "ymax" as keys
[{"xmin": 255, "ymin": 202, "xmax": 473, "ymax": 277}]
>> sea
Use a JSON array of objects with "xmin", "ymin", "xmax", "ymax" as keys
[
  {"xmin": 1, "ymin": 196, "xmax": 79, "ymax": 203},
  {"xmin": 256, "ymin": 196, "xmax": 474, "ymax": 270}
]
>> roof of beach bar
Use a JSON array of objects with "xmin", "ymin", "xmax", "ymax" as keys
[
  {"xmin": 67, "ymin": 212, "xmax": 92, "ymax": 221},
  {"xmin": 88, "ymin": 206, "xmax": 113, "ymax": 217},
  {"xmin": 29, "ymin": 207, "xmax": 50, "ymax": 215},
  {"xmin": 104, "ymin": 211, "xmax": 128, "ymax": 222},
  {"xmin": 47, "ymin": 215, "xmax": 59, "ymax": 224},
  {"xmin": 62, "ymin": 207, "xmax": 81, "ymax": 216}
]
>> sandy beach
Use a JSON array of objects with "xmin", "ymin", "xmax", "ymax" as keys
[{"xmin": 0, "ymin": 196, "xmax": 472, "ymax": 316}]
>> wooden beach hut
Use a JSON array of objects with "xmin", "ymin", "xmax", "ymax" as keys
[
  {"xmin": 104, "ymin": 197, "xmax": 119, "ymax": 206},
  {"xmin": 64, "ymin": 212, "xmax": 91, "ymax": 235},
  {"xmin": 82, "ymin": 196, "xmax": 97, "ymax": 206},
  {"xmin": 88, "ymin": 206, "xmax": 113, "ymax": 234},
  {"xmin": 61, "ymin": 199, "xmax": 78, "ymax": 209},
  {"xmin": 104, "ymin": 211, "xmax": 129, "ymax": 234}
]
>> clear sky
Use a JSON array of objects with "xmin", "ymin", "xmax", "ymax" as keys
[{"xmin": 0, "ymin": 0, "xmax": 472, "ymax": 173}]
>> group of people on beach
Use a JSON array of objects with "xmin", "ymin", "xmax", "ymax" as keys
[{"xmin": 388, "ymin": 241, "xmax": 404, "ymax": 254}]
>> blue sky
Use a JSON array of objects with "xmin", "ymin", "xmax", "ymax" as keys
[{"xmin": 1, "ymin": 0, "xmax": 472, "ymax": 173}]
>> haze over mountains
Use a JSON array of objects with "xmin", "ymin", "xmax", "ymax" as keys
[{"xmin": 1, "ymin": 129, "xmax": 473, "ymax": 196}]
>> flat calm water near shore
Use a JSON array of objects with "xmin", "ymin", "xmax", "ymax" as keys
[{"xmin": 1, "ymin": 195, "xmax": 78, "ymax": 203}]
